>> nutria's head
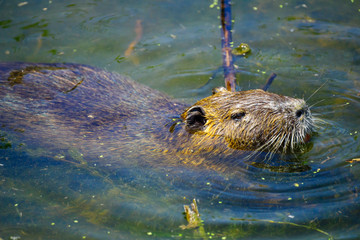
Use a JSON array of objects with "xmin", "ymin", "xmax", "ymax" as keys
[{"xmin": 181, "ymin": 87, "xmax": 314, "ymax": 154}]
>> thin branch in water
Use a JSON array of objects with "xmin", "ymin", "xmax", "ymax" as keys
[
  {"xmin": 262, "ymin": 73, "xmax": 277, "ymax": 91},
  {"xmin": 124, "ymin": 20, "xmax": 143, "ymax": 65},
  {"xmin": 221, "ymin": 0, "xmax": 236, "ymax": 92}
]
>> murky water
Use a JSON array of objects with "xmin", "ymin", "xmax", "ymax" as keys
[{"xmin": 1, "ymin": 0, "xmax": 360, "ymax": 239}]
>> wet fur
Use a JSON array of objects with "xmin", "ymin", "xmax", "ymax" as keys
[{"xmin": 0, "ymin": 63, "xmax": 313, "ymax": 170}]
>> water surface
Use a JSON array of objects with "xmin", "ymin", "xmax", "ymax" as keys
[{"xmin": 1, "ymin": 0, "xmax": 360, "ymax": 239}]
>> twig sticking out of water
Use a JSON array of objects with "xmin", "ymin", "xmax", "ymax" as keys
[
  {"xmin": 221, "ymin": 0, "xmax": 236, "ymax": 92},
  {"xmin": 262, "ymin": 73, "xmax": 277, "ymax": 91},
  {"xmin": 180, "ymin": 199, "xmax": 207, "ymax": 238},
  {"xmin": 124, "ymin": 20, "xmax": 143, "ymax": 65},
  {"xmin": 180, "ymin": 199, "xmax": 202, "ymax": 229}
]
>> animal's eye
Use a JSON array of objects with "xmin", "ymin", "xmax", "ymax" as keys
[
  {"xmin": 296, "ymin": 109, "xmax": 305, "ymax": 118},
  {"xmin": 231, "ymin": 112, "xmax": 246, "ymax": 120}
]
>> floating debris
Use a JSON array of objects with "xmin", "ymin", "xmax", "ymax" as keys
[
  {"xmin": 18, "ymin": 2, "xmax": 28, "ymax": 7},
  {"xmin": 232, "ymin": 43, "xmax": 251, "ymax": 56},
  {"xmin": 346, "ymin": 158, "xmax": 360, "ymax": 163}
]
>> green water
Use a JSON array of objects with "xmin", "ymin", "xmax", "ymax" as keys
[{"xmin": 1, "ymin": 0, "xmax": 360, "ymax": 239}]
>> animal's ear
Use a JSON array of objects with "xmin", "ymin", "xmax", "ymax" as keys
[
  {"xmin": 185, "ymin": 106, "xmax": 206, "ymax": 132},
  {"xmin": 212, "ymin": 86, "xmax": 228, "ymax": 95}
]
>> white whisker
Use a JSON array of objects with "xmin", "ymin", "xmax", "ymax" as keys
[
  {"xmin": 309, "ymin": 99, "xmax": 326, "ymax": 109},
  {"xmin": 306, "ymin": 79, "xmax": 329, "ymax": 102}
]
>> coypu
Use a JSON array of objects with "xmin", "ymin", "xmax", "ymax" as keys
[{"xmin": 0, "ymin": 62, "xmax": 314, "ymax": 169}]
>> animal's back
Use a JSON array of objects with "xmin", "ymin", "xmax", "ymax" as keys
[
  {"xmin": 0, "ymin": 62, "xmax": 186, "ymax": 166},
  {"xmin": 0, "ymin": 62, "xmax": 180, "ymax": 121}
]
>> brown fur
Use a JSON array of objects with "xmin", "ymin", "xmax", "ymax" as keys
[{"xmin": 0, "ymin": 63, "xmax": 313, "ymax": 170}]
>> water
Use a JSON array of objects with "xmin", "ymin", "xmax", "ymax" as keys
[{"xmin": 1, "ymin": 0, "xmax": 360, "ymax": 239}]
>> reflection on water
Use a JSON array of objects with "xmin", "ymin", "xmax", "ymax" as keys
[{"xmin": 1, "ymin": 0, "xmax": 360, "ymax": 239}]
